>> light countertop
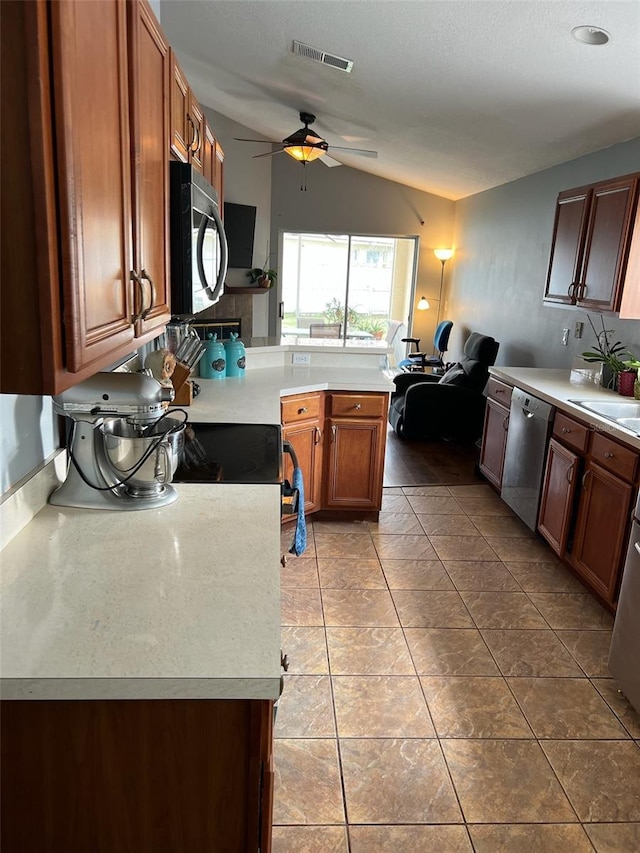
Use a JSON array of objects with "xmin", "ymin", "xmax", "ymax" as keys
[
  {"xmin": 1, "ymin": 361, "xmax": 392, "ymax": 701},
  {"xmin": 490, "ymin": 367, "xmax": 640, "ymax": 451},
  {"xmin": 1, "ymin": 485, "xmax": 282, "ymax": 700},
  {"xmin": 186, "ymin": 365, "xmax": 394, "ymax": 424}
]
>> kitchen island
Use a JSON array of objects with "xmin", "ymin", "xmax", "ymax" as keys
[{"xmin": 0, "ymin": 358, "xmax": 392, "ymax": 852}]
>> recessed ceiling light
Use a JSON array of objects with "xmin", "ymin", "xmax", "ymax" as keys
[{"xmin": 572, "ymin": 25, "xmax": 610, "ymax": 45}]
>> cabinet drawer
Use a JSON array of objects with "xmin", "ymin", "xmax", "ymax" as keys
[
  {"xmin": 329, "ymin": 393, "xmax": 387, "ymax": 418},
  {"xmin": 485, "ymin": 378, "xmax": 513, "ymax": 406},
  {"xmin": 281, "ymin": 393, "xmax": 322, "ymax": 425},
  {"xmin": 553, "ymin": 412, "xmax": 589, "ymax": 453},
  {"xmin": 590, "ymin": 432, "xmax": 638, "ymax": 482}
]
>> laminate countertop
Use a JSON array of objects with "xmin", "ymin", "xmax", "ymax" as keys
[{"xmin": 0, "ymin": 364, "xmax": 392, "ymax": 701}]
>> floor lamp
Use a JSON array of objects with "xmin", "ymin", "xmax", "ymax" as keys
[{"xmin": 433, "ymin": 248, "xmax": 454, "ymax": 325}]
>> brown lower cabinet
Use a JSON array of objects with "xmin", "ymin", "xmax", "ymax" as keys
[
  {"xmin": 325, "ymin": 417, "xmax": 386, "ymax": 509},
  {"xmin": 479, "ymin": 378, "xmax": 513, "ymax": 489},
  {"xmin": 538, "ymin": 412, "xmax": 638, "ymax": 606},
  {"xmin": 479, "ymin": 398, "xmax": 510, "ymax": 488},
  {"xmin": 281, "ymin": 390, "xmax": 389, "ymax": 517},
  {"xmin": 571, "ymin": 462, "xmax": 634, "ymax": 603},
  {"xmin": 1, "ymin": 697, "xmax": 274, "ymax": 853},
  {"xmin": 537, "ymin": 438, "xmax": 580, "ymax": 556},
  {"xmin": 282, "ymin": 392, "xmax": 324, "ymax": 514}
]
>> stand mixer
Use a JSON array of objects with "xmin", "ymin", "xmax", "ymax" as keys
[{"xmin": 50, "ymin": 372, "xmax": 186, "ymax": 511}]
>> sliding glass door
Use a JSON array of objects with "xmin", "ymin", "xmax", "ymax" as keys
[{"xmin": 281, "ymin": 232, "xmax": 417, "ymax": 346}]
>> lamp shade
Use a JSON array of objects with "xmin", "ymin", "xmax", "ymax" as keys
[
  {"xmin": 417, "ymin": 296, "xmax": 430, "ymax": 310},
  {"xmin": 434, "ymin": 248, "xmax": 454, "ymax": 261},
  {"xmin": 284, "ymin": 144, "xmax": 326, "ymax": 163}
]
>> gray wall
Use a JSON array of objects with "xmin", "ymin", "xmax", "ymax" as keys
[
  {"xmin": 270, "ymin": 154, "xmax": 455, "ymax": 344},
  {"xmin": 449, "ymin": 138, "xmax": 640, "ymax": 366}
]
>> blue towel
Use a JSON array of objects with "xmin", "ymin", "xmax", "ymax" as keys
[{"xmin": 288, "ymin": 467, "xmax": 307, "ymax": 556}]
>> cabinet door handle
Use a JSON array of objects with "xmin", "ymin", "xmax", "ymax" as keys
[
  {"xmin": 281, "ymin": 652, "xmax": 290, "ymax": 672},
  {"xmin": 582, "ymin": 470, "xmax": 591, "ymax": 490},
  {"xmin": 577, "ymin": 283, "xmax": 587, "ymax": 300},
  {"xmin": 495, "ymin": 388, "xmax": 504, "ymax": 393},
  {"xmin": 186, "ymin": 114, "xmax": 196, "ymax": 150},
  {"xmin": 562, "ymin": 427, "xmax": 571, "ymax": 434},
  {"xmin": 140, "ymin": 269, "xmax": 155, "ymax": 320},
  {"xmin": 566, "ymin": 464, "xmax": 574, "ymax": 484},
  {"xmin": 604, "ymin": 451, "xmax": 614, "ymax": 459},
  {"xmin": 188, "ymin": 116, "xmax": 200, "ymax": 153},
  {"xmin": 567, "ymin": 283, "xmax": 576, "ymax": 301},
  {"xmin": 354, "ymin": 403, "xmax": 362, "ymax": 410},
  {"xmin": 280, "ymin": 554, "xmax": 287, "ymax": 567},
  {"xmin": 502, "ymin": 415, "xmax": 509, "ymax": 431},
  {"xmin": 331, "ymin": 425, "xmax": 337, "ymax": 442},
  {"xmin": 314, "ymin": 426, "xmax": 322, "ymax": 445},
  {"xmin": 298, "ymin": 407, "xmax": 308, "ymax": 414},
  {"xmin": 130, "ymin": 270, "xmax": 145, "ymax": 322}
]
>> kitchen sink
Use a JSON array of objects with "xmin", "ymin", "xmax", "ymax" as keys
[
  {"xmin": 575, "ymin": 400, "xmax": 640, "ymax": 419},
  {"xmin": 617, "ymin": 418, "xmax": 640, "ymax": 433},
  {"xmin": 570, "ymin": 399, "xmax": 640, "ymax": 436}
]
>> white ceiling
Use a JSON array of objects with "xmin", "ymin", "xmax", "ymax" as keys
[{"xmin": 160, "ymin": 0, "xmax": 640, "ymax": 200}]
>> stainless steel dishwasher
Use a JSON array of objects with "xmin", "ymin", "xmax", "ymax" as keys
[{"xmin": 501, "ymin": 387, "xmax": 554, "ymax": 531}]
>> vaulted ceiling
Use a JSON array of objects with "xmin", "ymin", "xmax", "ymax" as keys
[{"xmin": 160, "ymin": 0, "xmax": 640, "ymax": 200}]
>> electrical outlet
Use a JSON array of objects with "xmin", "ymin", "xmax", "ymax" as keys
[
  {"xmin": 292, "ymin": 352, "xmax": 311, "ymax": 365},
  {"xmin": 562, "ymin": 328, "xmax": 570, "ymax": 346},
  {"xmin": 574, "ymin": 321, "xmax": 584, "ymax": 339}
]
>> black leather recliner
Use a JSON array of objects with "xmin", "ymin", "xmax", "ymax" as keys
[{"xmin": 388, "ymin": 332, "xmax": 500, "ymax": 441}]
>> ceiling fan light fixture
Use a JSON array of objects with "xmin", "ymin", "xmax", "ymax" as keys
[{"xmin": 284, "ymin": 145, "xmax": 326, "ymax": 163}]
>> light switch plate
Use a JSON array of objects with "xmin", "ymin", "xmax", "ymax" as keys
[{"xmin": 292, "ymin": 352, "xmax": 311, "ymax": 365}]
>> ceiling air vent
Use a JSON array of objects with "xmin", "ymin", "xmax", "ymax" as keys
[{"xmin": 292, "ymin": 40, "xmax": 354, "ymax": 73}]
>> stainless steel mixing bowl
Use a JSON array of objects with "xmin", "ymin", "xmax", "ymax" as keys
[{"xmin": 100, "ymin": 417, "xmax": 186, "ymax": 496}]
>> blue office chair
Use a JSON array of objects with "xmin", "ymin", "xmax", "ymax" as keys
[{"xmin": 398, "ymin": 320, "xmax": 453, "ymax": 372}]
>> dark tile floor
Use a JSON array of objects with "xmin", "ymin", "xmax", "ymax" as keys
[{"xmin": 274, "ymin": 484, "xmax": 640, "ymax": 853}]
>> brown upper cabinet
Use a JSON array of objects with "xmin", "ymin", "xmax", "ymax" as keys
[
  {"xmin": 169, "ymin": 50, "xmax": 224, "ymax": 204},
  {"xmin": 170, "ymin": 51, "xmax": 203, "ymax": 170},
  {"xmin": 544, "ymin": 172, "xmax": 639, "ymax": 312},
  {"xmin": 1, "ymin": 0, "xmax": 171, "ymax": 395},
  {"xmin": 201, "ymin": 120, "xmax": 225, "ymax": 203}
]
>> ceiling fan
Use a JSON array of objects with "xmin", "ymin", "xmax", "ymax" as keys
[{"xmin": 234, "ymin": 111, "xmax": 378, "ymax": 166}]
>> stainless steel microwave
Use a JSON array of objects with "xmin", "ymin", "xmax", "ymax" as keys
[{"xmin": 169, "ymin": 162, "xmax": 228, "ymax": 315}]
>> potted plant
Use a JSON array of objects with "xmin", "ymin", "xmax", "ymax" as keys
[
  {"xmin": 323, "ymin": 298, "xmax": 362, "ymax": 328},
  {"xmin": 581, "ymin": 315, "xmax": 631, "ymax": 389},
  {"xmin": 247, "ymin": 245, "xmax": 277, "ymax": 288},
  {"xmin": 358, "ymin": 317, "xmax": 387, "ymax": 339}
]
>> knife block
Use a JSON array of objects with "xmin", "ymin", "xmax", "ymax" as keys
[
  {"xmin": 171, "ymin": 361, "xmax": 193, "ymax": 406},
  {"xmin": 172, "ymin": 381, "xmax": 193, "ymax": 406}
]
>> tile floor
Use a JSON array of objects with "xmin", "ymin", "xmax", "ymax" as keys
[{"xmin": 273, "ymin": 484, "xmax": 640, "ymax": 853}]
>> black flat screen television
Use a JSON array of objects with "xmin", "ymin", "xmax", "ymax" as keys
[{"xmin": 223, "ymin": 202, "xmax": 256, "ymax": 269}]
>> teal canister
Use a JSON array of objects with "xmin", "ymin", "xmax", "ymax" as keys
[
  {"xmin": 224, "ymin": 332, "xmax": 246, "ymax": 377},
  {"xmin": 200, "ymin": 333, "xmax": 226, "ymax": 380}
]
